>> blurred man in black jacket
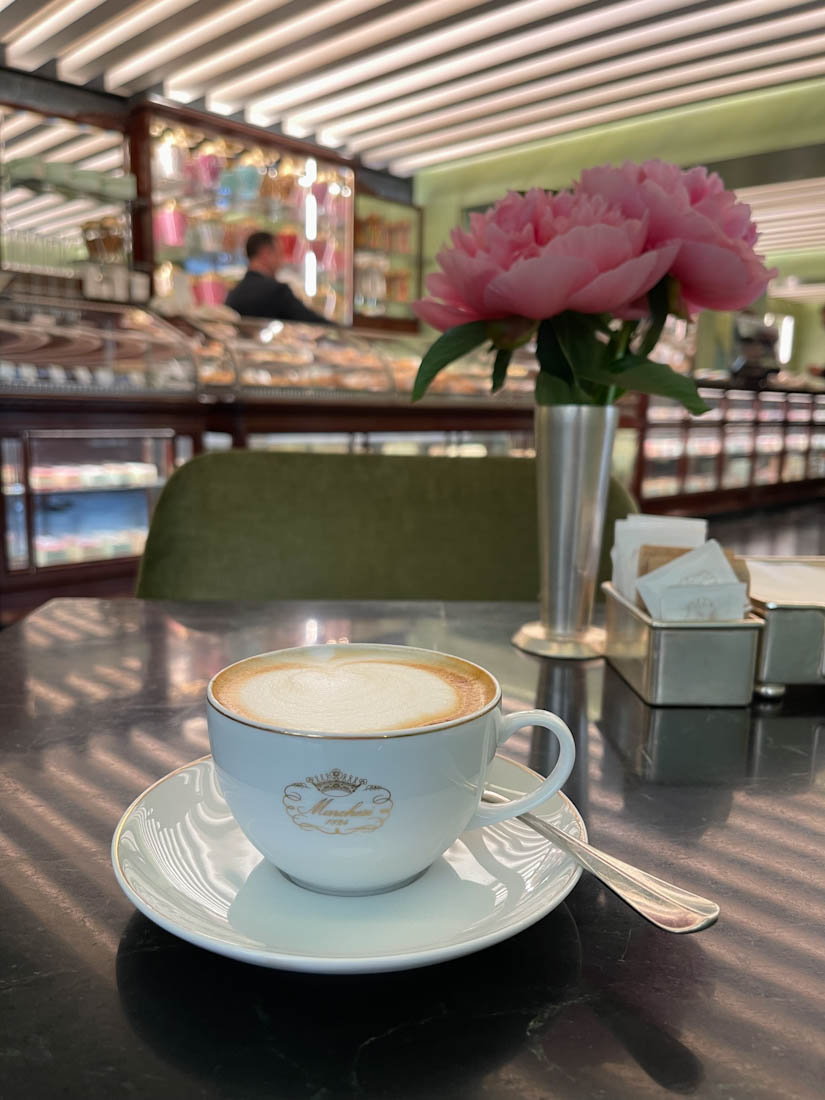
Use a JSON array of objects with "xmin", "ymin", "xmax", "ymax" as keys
[{"xmin": 226, "ymin": 231, "xmax": 329, "ymax": 323}]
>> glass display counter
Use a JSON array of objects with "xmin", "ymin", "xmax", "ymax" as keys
[
  {"xmin": 631, "ymin": 387, "xmax": 825, "ymax": 512},
  {"xmin": 0, "ymin": 293, "xmax": 196, "ymax": 395},
  {"xmin": 2, "ymin": 429, "xmax": 174, "ymax": 572},
  {"xmin": 172, "ymin": 315, "xmax": 537, "ymax": 403}
]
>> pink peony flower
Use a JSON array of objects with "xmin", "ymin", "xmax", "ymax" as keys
[
  {"xmin": 577, "ymin": 159, "xmax": 775, "ymax": 312},
  {"xmin": 414, "ymin": 188, "xmax": 679, "ymax": 331}
]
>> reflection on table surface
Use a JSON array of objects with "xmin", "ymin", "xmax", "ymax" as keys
[{"xmin": 0, "ymin": 598, "xmax": 823, "ymax": 1100}]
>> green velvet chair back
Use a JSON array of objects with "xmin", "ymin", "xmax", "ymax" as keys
[{"xmin": 137, "ymin": 450, "xmax": 636, "ymax": 601}]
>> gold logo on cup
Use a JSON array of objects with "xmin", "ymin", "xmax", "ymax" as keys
[{"xmin": 283, "ymin": 768, "xmax": 393, "ymax": 834}]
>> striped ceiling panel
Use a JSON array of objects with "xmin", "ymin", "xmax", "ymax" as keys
[
  {"xmin": 0, "ymin": 0, "xmax": 822, "ymax": 180},
  {"xmin": 739, "ymin": 178, "xmax": 825, "ymax": 257}
]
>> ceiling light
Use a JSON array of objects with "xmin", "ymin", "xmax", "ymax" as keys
[
  {"xmin": 105, "ymin": 0, "xmax": 296, "ymax": 92},
  {"xmin": 203, "ymin": 0, "xmax": 502, "ymax": 114},
  {"xmin": 6, "ymin": 0, "xmax": 107, "ymax": 69},
  {"xmin": 4, "ymin": 122, "xmax": 80, "ymax": 160},
  {"xmin": 48, "ymin": 133, "xmax": 123, "ymax": 164},
  {"xmin": 388, "ymin": 56, "xmax": 825, "ymax": 174},
  {"xmin": 0, "ymin": 112, "xmax": 41, "ymax": 142},
  {"xmin": 1, "ymin": 195, "xmax": 63, "ymax": 220},
  {"xmin": 77, "ymin": 148, "xmax": 125, "ymax": 172},
  {"xmin": 365, "ymin": 33, "xmax": 825, "ymax": 161},
  {"xmin": 59, "ymin": 0, "xmax": 201, "ymax": 84},
  {"xmin": 755, "ymin": 207, "xmax": 825, "ymax": 224},
  {"xmin": 344, "ymin": 7, "xmax": 825, "ymax": 153},
  {"xmin": 11, "ymin": 203, "xmax": 121, "ymax": 234},
  {"xmin": 8, "ymin": 199, "xmax": 100, "ymax": 230},
  {"xmin": 1, "ymin": 187, "xmax": 39, "ymax": 209},
  {"xmin": 282, "ymin": 119, "xmax": 313, "ymax": 139},
  {"xmin": 259, "ymin": 0, "xmax": 797, "ymax": 130}
]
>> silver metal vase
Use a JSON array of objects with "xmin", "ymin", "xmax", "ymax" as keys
[{"xmin": 512, "ymin": 404, "xmax": 619, "ymax": 659}]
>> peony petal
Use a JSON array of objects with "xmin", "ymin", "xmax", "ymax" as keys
[
  {"xmin": 437, "ymin": 248, "xmax": 501, "ymax": 313},
  {"xmin": 672, "ymin": 241, "xmax": 774, "ymax": 310},
  {"xmin": 541, "ymin": 221, "xmax": 643, "ymax": 266},
  {"xmin": 565, "ymin": 242, "xmax": 679, "ymax": 313},
  {"xmin": 425, "ymin": 271, "xmax": 468, "ymax": 306},
  {"xmin": 483, "ymin": 251, "xmax": 594, "ymax": 318},
  {"xmin": 412, "ymin": 298, "xmax": 490, "ymax": 331}
]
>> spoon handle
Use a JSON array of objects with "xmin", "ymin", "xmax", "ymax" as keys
[{"xmin": 483, "ymin": 791, "xmax": 719, "ymax": 934}]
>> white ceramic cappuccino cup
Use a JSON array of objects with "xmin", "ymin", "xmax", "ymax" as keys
[{"xmin": 207, "ymin": 643, "xmax": 575, "ymax": 896}]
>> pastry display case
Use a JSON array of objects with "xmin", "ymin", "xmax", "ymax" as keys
[
  {"xmin": 2, "ymin": 429, "xmax": 173, "ymax": 571},
  {"xmin": 167, "ymin": 315, "xmax": 537, "ymax": 403},
  {"xmin": 353, "ymin": 192, "xmax": 422, "ymax": 329},
  {"xmin": 629, "ymin": 387, "xmax": 825, "ymax": 513},
  {"xmin": 0, "ymin": 293, "xmax": 197, "ymax": 395},
  {"xmin": 141, "ymin": 110, "xmax": 354, "ymax": 324}
]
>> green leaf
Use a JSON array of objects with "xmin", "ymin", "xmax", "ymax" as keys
[
  {"xmin": 577, "ymin": 354, "xmax": 710, "ymax": 415},
  {"xmin": 412, "ymin": 321, "xmax": 488, "ymax": 401},
  {"xmin": 638, "ymin": 276, "xmax": 670, "ymax": 358},
  {"xmin": 535, "ymin": 370, "xmax": 572, "ymax": 405},
  {"xmin": 491, "ymin": 348, "xmax": 511, "ymax": 393},
  {"xmin": 535, "ymin": 318, "xmax": 574, "ymax": 386},
  {"xmin": 552, "ymin": 312, "xmax": 604, "ymax": 376}
]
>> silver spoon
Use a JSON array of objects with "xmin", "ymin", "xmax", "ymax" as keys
[{"xmin": 482, "ymin": 790, "xmax": 719, "ymax": 934}]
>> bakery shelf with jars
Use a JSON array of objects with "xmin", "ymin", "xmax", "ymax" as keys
[
  {"xmin": 0, "ymin": 108, "xmax": 146, "ymax": 302},
  {"xmin": 353, "ymin": 193, "xmax": 422, "ymax": 330},
  {"xmin": 142, "ymin": 112, "xmax": 354, "ymax": 324}
]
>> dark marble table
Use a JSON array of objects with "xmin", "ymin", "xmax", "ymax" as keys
[{"xmin": 1, "ymin": 598, "xmax": 823, "ymax": 1100}]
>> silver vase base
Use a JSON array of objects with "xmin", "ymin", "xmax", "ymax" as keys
[{"xmin": 511, "ymin": 622, "xmax": 606, "ymax": 660}]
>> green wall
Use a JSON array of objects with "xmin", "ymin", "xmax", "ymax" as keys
[{"xmin": 414, "ymin": 77, "xmax": 825, "ymax": 272}]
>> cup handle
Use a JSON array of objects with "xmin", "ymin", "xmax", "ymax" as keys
[{"xmin": 467, "ymin": 710, "xmax": 575, "ymax": 829}]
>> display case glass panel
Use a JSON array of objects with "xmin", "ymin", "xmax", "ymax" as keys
[
  {"xmin": 685, "ymin": 427, "xmax": 721, "ymax": 493},
  {"xmin": 813, "ymin": 396, "xmax": 825, "ymax": 424},
  {"xmin": 647, "ymin": 396, "xmax": 684, "ymax": 423},
  {"xmin": 754, "ymin": 429, "xmax": 783, "ymax": 485},
  {"xmin": 787, "ymin": 393, "xmax": 813, "ymax": 422},
  {"xmin": 782, "ymin": 428, "xmax": 810, "ymax": 482},
  {"xmin": 642, "ymin": 429, "xmax": 684, "ymax": 497},
  {"xmin": 177, "ymin": 317, "xmax": 536, "ymax": 403},
  {"xmin": 721, "ymin": 427, "xmax": 754, "ymax": 489},
  {"xmin": 757, "ymin": 392, "xmax": 786, "ymax": 422},
  {"xmin": 1, "ymin": 436, "xmax": 27, "ymax": 570},
  {"xmin": 0, "ymin": 295, "xmax": 196, "ymax": 395},
  {"xmin": 810, "ymin": 430, "xmax": 825, "ymax": 478},
  {"xmin": 150, "ymin": 118, "xmax": 354, "ymax": 324},
  {"xmin": 696, "ymin": 388, "xmax": 724, "ymax": 420},
  {"xmin": 726, "ymin": 391, "xmax": 756, "ymax": 421},
  {"xmin": 24, "ymin": 430, "xmax": 173, "ymax": 568}
]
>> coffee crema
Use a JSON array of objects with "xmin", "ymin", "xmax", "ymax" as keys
[{"xmin": 211, "ymin": 647, "xmax": 496, "ymax": 734}]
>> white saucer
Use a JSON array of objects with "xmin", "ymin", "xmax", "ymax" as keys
[{"xmin": 112, "ymin": 755, "xmax": 586, "ymax": 974}]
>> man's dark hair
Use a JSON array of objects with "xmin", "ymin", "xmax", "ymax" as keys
[{"xmin": 246, "ymin": 231, "xmax": 275, "ymax": 260}]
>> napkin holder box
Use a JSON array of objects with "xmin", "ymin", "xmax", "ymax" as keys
[
  {"xmin": 603, "ymin": 583, "xmax": 762, "ymax": 706},
  {"xmin": 748, "ymin": 556, "xmax": 825, "ymax": 697}
]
